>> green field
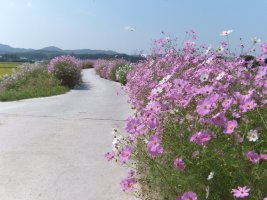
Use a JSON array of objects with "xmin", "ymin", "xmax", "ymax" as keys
[{"xmin": 0, "ymin": 62, "xmax": 22, "ymax": 78}]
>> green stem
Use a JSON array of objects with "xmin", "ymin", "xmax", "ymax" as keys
[{"xmin": 256, "ymin": 108, "xmax": 267, "ymax": 131}]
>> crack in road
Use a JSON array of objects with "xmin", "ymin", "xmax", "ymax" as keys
[{"xmin": 0, "ymin": 113, "xmax": 126, "ymax": 122}]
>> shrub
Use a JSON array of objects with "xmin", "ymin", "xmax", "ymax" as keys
[
  {"xmin": 48, "ymin": 55, "xmax": 82, "ymax": 88},
  {"xmin": 105, "ymin": 31, "xmax": 267, "ymax": 199},
  {"xmin": 80, "ymin": 59, "xmax": 94, "ymax": 69},
  {"xmin": 94, "ymin": 59, "xmax": 130, "ymax": 81}
]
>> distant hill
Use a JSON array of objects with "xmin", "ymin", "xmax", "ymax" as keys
[
  {"xmin": 0, "ymin": 44, "xmax": 33, "ymax": 53},
  {"xmin": 0, "ymin": 44, "xmax": 118, "ymax": 55},
  {"xmin": 0, "ymin": 43, "xmax": 143, "ymax": 62}
]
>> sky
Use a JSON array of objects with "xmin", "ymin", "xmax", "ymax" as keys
[{"xmin": 0, "ymin": 0, "xmax": 266, "ymax": 54}]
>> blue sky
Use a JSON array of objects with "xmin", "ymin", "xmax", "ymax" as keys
[{"xmin": 0, "ymin": 0, "xmax": 266, "ymax": 54}]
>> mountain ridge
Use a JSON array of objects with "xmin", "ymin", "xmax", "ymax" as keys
[{"xmin": 0, "ymin": 44, "xmax": 118, "ymax": 55}]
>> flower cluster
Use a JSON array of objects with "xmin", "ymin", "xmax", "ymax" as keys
[
  {"xmin": 48, "ymin": 55, "xmax": 82, "ymax": 88},
  {"xmin": 104, "ymin": 31, "xmax": 267, "ymax": 199},
  {"xmin": 94, "ymin": 59, "xmax": 130, "ymax": 83}
]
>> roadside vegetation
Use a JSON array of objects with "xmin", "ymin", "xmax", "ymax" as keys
[
  {"xmin": 102, "ymin": 31, "xmax": 267, "ymax": 199},
  {"xmin": 94, "ymin": 59, "xmax": 131, "ymax": 85},
  {"xmin": 0, "ymin": 62, "xmax": 69, "ymax": 101},
  {"xmin": 0, "ymin": 56, "xmax": 89, "ymax": 101}
]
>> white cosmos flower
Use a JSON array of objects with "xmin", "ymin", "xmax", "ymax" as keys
[
  {"xmin": 247, "ymin": 129, "xmax": 259, "ymax": 142},
  {"xmin": 200, "ymin": 73, "xmax": 209, "ymax": 82},
  {"xmin": 252, "ymin": 37, "xmax": 261, "ymax": 44},
  {"xmin": 205, "ymin": 57, "xmax": 213, "ymax": 64},
  {"xmin": 216, "ymin": 71, "xmax": 226, "ymax": 81},
  {"xmin": 111, "ymin": 128, "xmax": 118, "ymax": 135},
  {"xmin": 205, "ymin": 45, "xmax": 212, "ymax": 54},
  {"xmin": 112, "ymin": 135, "xmax": 123, "ymax": 150},
  {"xmin": 151, "ymin": 86, "xmax": 163, "ymax": 95},
  {"xmin": 159, "ymin": 74, "xmax": 172, "ymax": 85},
  {"xmin": 218, "ymin": 46, "xmax": 224, "ymax": 52},
  {"xmin": 207, "ymin": 171, "xmax": 214, "ymax": 180},
  {"xmin": 220, "ymin": 30, "xmax": 233, "ymax": 36}
]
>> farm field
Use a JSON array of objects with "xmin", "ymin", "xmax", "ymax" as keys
[{"xmin": 0, "ymin": 62, "xmax": 22, "ymax": 78}]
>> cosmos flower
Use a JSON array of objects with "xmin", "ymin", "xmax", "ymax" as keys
[
  {"xmin": 231, "ymin": 186, "xmax": 250, "ymax": 198},
  {"xmin": 220, "ymin": 30, "xmax": 233, "ymax": 36},
  {"xmin": 247, "ymin": 129, "xmax": 259, "ymax": 142},
  {"xmin": 207, "ymin": 171, "xmax": 215, "ymax": 180},
  {"xmin": 147, "ymin": 135, "xmax": 164, "ymax": 157},
  {"xmin": 190, "ymin": 131, "xmax": 211, "ymax": 146},
  {"xmin": 246, "ymin": 151, "xmax": 260, "ymax": 164},
  {"xmin": 181, "ymin": 191, "xmax": 198, "ymax": 200},
  {"xmin": 120, "ymin": 145, "xmax": 132, "ymax": 164},
  {"xmin": 224, "ymin": 120, "xmax": 238, "ymax": 134},
  {"xmin": 174, "ymin": 157, "xmax": 186, "ymax": 171},
  {"xmin": 120, "ymin": 177, "xmax": 137, "ymax": 192}
]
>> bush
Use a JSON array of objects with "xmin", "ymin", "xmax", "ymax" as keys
[
  {"xmin": 0, "ymin": 62, "xmax": 68, "ymax": 101},
  {"xmin": 94, "ymin": 59, "xmax": 130, "ymax": 82},
  {"xmin": 115, "ymin": 64, "xmax": 132, "ymax": 85},
  {"xmin": 105, "ymin": 31, "xmax": 267, "ymax": 199},
  {"xmin": 48, "ymin": 55, "xmax": 82, "ymax": 88},
  {"xmin": 80, "ymin": 59, "xmax": 94, "ymax": 69}
]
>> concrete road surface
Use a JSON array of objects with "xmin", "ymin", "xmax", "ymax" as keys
[{"xmin": 0, "ymin": 69, "xmax": 134, "ymax": 200}]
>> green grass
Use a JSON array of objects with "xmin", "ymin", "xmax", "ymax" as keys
[
  {"xmin": 0, "ymin": 63, "xmax": 69, "ymax": 101},
  {"xmin": 0, "ymin": 62, "xmax": 22, "ymax": 78}
]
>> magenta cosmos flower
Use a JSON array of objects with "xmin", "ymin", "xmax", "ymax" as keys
[
  {"xmin": 181, "ymin": 191, "xmax": 198, "ymax": 200},
  {"xmin": 223, "ymin": 120, "xmax": 238, "ymax": 134},
  {"xmin": 240, "ymin": 99, "xmax": 257, "ymax": 113},
  {"xmin": 190, "ymin": 131, "xmax": 211, "ymax": 146},
  {"xmin": 246, "ymin": 151, "xmax": 260, "ymax": 164},
  {"xmin": 174, "ymin": 157, "xmax": 186, "ymax": 170},
  {"xmin": 120, "ymin": 177, "xmax": 137, "ymax": 192},
  {"xmin": 231, "ymin": 186, "xmax": 250, "ymax": 198},
  {"xmin": 261, "ymin": 43, "xmax": 267, "ymax": 54},
  {"xmin": 147, "ymin": 135, "xmax": 164, "ymax": 156},
  {"xmin": 105, "ymin": 151, "xmax": 115, "ymax": 161},
  {"xmin": 260, "ymin": 154, "xmax": 267, "ymax": 160},
  {"xmin": 211, "ymin": 112, "xmax": 227, "ymax": 126},
  {"xmin": 120, "ymin": 145, "xmax": 132, "ymax": 164},
  {"xmin": 196, "ymin": 99, "xmax": 213, "ymax": 116},
  {"xmin": 126, "ymin": 116, "xmax": 145, "ymax": 135}
]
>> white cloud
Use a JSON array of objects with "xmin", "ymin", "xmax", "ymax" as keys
[
  {"xmin": 27, "ymin": 1, "xmax": 32, "ymax": 7},
  {"xmin": 123, "ymin": 26, "xmax": 134, "ymax": 32}
]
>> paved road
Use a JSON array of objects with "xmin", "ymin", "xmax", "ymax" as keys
[{"xmin": 0, "ymin": 69, "xmax": 133, "ymax": 200}]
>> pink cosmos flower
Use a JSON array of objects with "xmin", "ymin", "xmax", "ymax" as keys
[
  {"xmin": 261, "ymin": 43, "xmax": 267, "ymax": 54},
  {"xmin": 196, "ymin": 99, "xmax": 212, "ymax": 116},
  {"xmin": 105, "ymin": 151, "xmax": 115, "ymax": 161},
  {"xmin": 147, "ymin": 135, "xmax": 164, "ymax": 157},
  {"xmin": 222, "ymin": 98, "xmax": 237, "ymax": 110},
  {"xmin": 246, "ymin": 151, "xmax": 260, "ymax": 164},
  {"xmin": 190, "ymin": 131, "xmax": 211, "ymax": 146},
  {"xmin": 240, "ymin": 99, "xmax": 257, "ymax": 113},
  {"xmin": 181, "ymin": 191, "xmax": 198, "ymax": 200},
  {"xmin": 174, "ymin": 158, "xmax": 186, "ymax": 170},
  {"xmin": 211, "ymin": 112, "xmax": 227, "ymax": 126},
  {"xmin": 223, "ymin": 120, "xmax": 238, "ymax": 134},
  {"xmin": 120, "ymin": 177, "xmax": 137, "ymax": 192},
  {"xmin": 260, "ymin": 154, "xmax": 267, "ymax": 160},
  {"xmin": 231, "ymin": 186, "xmax": 250, "ymax": 198},
  {"xmin": 120, "ymin": 145, "xmax": 132, "ymax": 164},
  {"xmin": 126, "ymin": 116, "xmax": 145, "ymax": 135}
]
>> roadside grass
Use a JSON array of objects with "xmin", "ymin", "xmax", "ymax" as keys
[
  {"xmin": 0, "ymin": 62, "xmax": 69, "ymax": 101},
  {"xmin": 0, "ymin": 62, "xmax": 21, "ymax": 78}
]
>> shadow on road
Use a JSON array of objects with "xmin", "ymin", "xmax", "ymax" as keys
[{"xmin": 73, "ymin": 82, "xmax": 91, "ymax": 90}]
